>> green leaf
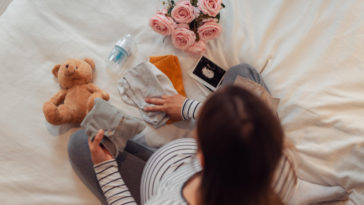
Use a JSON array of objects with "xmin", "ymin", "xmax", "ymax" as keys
[
  {"xmin": 189, "ymin": 19, "xmax": 199, "ymax": 41},
  {"xmin": 200, "ymin": 14, "xmax": 209, "ymax": 19},
  {"xmin": 189, "ymin": 19, "xmax": 197, "ymax": 30},
  {"xmin": 216, "ymin": 13, "xmax": 220, "ymax": 22},
  {"xmin": 222, "ymin": 3, "xmax": 225, "ymax": 8},
  {"xmin": 192, "ymin": 0, "xmax": 198, "ymax": 6},
  {"xmin": 168, "ymin": 6, "xmax": 173, "ymax": 15}
]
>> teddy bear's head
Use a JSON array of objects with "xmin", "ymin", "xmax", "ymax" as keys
[{"xmin": 52, "ymin": 58, "xmax": 96, "ymax": 89}]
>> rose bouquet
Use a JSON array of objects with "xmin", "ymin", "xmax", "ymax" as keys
[{"xmin": 149, "ymin": 0, "xmax": 225, "ymax": 54}]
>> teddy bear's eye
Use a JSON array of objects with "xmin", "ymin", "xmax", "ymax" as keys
[{"xmin": 65, "ymin": 64, "xmax": 69, "ymax": 68}]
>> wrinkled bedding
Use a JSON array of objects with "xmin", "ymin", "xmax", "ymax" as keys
[{"xmin": 0, "ymin": 0, "xmax": 363, "ymax": 204}]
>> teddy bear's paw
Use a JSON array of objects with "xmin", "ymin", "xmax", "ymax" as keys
[
  {"xmin": 43, "ymin": 102, "xmax": 57, "ymax": 114},
  {"xmin": 102, "ymin": 92, "xmax": 110, "ymax": 101},
  {"xmin": 43, "ymin": 102, "xmax": 61, "ymax": 125}
]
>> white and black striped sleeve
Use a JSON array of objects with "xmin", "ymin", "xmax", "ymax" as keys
[
  {"xmin": 94, "ymin": 159, "xmax": 137, "ymax": 205},
  {"xmin": 181, "ymin": 98, "xmax": 202, "ymax": 120}
]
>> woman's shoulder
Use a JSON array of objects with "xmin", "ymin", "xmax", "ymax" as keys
[
  {"xmin": 145, "ymin": 198, "xmax": 187, "ymax": 205},
  {"xmin": 158, "ymin": 137, "xmax": 197, "ymax": 153}
]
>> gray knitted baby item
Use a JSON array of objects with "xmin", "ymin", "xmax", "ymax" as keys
[
  {"xmin": 117, "ymin": 62, "xmax": 178, "ymax": 128},
  {"xmin": 81, "ymin": 98, "xmax": 146, "ymax": 158}
]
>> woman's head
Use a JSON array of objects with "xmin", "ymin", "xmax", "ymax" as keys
[{"xmin": 197, "ymin": 85, "xmax": 284, "ymax": 205}]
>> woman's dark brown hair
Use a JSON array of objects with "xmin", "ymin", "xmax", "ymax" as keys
[{"xmin": 197, "ymin": 85, "xmax": 284, "ymax": 205}]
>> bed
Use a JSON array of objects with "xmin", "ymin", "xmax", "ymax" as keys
[{"xmin": 0, "ymin": 0, "xmax": 363, "ymax": 204}]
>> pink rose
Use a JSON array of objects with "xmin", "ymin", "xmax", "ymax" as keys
[
  {"xmin": 171, "ymin": 26, "xmax": 196, "ymax": 50},
  {"xmin": 186, "ymin": 40, "xmax": 206, "ymax": 54},
  {"xmin": 149, "ymin": 11, "xmax": 176, "ymax": 36},
  {"xmin": 171, "ymin": 0, "xmax": 198, "ymax": 24},
  {"xmin": 198, "ymin": 19, "xmax": 222, "ymax": 41},
  {"xmin": 197, "ymin": 0, "xmax": 222, "ymax": 17}
]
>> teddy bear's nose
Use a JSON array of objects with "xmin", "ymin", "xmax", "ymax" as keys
[{"xmin": 64, "ymin": 64, "xmax": 77, "ymax": 75}]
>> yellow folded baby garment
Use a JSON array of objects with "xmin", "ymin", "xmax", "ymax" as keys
[{"xmin": 149, "ymin": 55, "xmax": 186, "ymax": 97}]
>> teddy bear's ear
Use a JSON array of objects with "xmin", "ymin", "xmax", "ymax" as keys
[
  {"xmin": 52, "ymin": 64, "xmax": 61, "ymax": 78},
  {"xmin": 84, "ymin": 58, "xmax": 95, "ymax": 70}
]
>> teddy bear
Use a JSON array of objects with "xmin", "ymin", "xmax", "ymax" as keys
[{"xmin": 43, "ymin": 58, "xmax": 110, "ymax": 125}]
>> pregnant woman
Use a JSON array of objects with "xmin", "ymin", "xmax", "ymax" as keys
[{"xmin": 69, "ymin": 64, "xmax": 348, "ymax": 205}]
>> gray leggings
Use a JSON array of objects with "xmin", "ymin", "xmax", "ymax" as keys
[{"xmin": 67, "ymin": 63, "xmax": 269, "ymax": 204}]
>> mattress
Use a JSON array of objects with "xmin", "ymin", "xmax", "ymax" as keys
[{"xmin": 0, "ymin": 0, "xmax": 363, "ymax": 204}]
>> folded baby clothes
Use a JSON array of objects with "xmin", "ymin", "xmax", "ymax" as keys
[
  {"xmin": 149, "ymin": 55, "xmax": 186, "ymax": 97},
  {"xmin": 149, "ymin": 55, "xmax": 186, "ymax": 125},
  {"xmin": 118, "ymin": 62, "xmax": 178, "ymax": 128},
  {"xmin": 81, "ymin": 98, "xmax": 146, "ymax": 158}
]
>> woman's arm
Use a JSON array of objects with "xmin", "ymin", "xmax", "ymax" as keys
[
  {"xmin": 89, "ymin": 130, "xmax": 137, "ymax": 205},
  {"xmin": 94, "ymin": 160, "xmax": 137, "ymax": 205},
  {"xmin": 143, "ymin": 94, "xmax": 202, "ymax": 121}
]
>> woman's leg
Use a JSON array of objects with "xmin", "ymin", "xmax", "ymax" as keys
[
  {"xmin": 68, "ymin": 130, "xmax": 107, "ymax": 204},
  {"xmin": 68, "ymin": 130, "xmax": 146, "ymax": 204},
  {"xmin": 220, "ymin": 63, "xmax": 270, "ymax": 93},
  {"xmin": 288, "ymin": 179, "xmax": 348, "ymax": 204}
]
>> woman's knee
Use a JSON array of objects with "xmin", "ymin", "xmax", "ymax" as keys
[
  {"xmin": 229, "ymin": 63, "xmax": 256, "ymax": 73},
  {"xmin": 226, "ymin": 64, "xmax": 259, "ymax": 80},
  {"xmin": 223, "ymin": 63, "xmax": 270, "ymax": 92}
]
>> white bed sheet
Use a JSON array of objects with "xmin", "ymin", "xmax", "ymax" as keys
[{"xmin": 0, "ymin": 0, "xmax": 363, "ymax": 204}]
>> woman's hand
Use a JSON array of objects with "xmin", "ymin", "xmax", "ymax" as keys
[
  {"xmin": 144, "ymin": 94, "xmax": 186, "ymax": 121},
  {"xmin": 88, "ymin": 129, "xmax": 113, "ymax": 165}
]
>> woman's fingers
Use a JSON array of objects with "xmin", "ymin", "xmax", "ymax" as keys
[
  {"xmin": 145, "ymin": 97, "xmax": 165, "ymax": 105},
  {"xmin": 144, "ymin": 97, "xmax": 166, "ymax": 112},
  {"xmin": 88, "ymin": 129, "xmax": 114, "ymax": 164},
  {"xmin": 144, "ymin": 95, "xmax": 186, "ymax": 121},
  {"xmin": 144, "ymin": 105, "xmax": 165, "ymax": 112},
  {"xmin": 92, "ymin": 129, "xmax": 104, "ymax": 147}
]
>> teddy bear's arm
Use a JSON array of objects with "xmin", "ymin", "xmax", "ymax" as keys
[
  {"xmin": 49, "ymin": 89, "xmax": 67, "ymax": 105},
  {"xmin": 86, "ymin": 83, "xmax": 99, "ymax": 93},
  {"xmin": 86, "ymin": 84, "xmax": 109, "ymax": 99},
  {"xmin": 86, "ymin": 84, "xmax": 110, "ymax": 111}
]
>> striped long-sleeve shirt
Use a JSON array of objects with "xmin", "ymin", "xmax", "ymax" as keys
[
  {"xmin": 95, "ymin": 137, "xmax": 297, "ymax": 205},
  {"xmin": 95, "ymin": 160, "xmax": 137, "ymax": 205},
  {"xmin": 181, "ymin": 98, "xmax": 201, "ymax": 120}
]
